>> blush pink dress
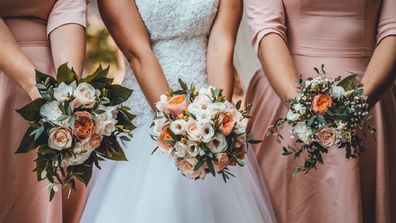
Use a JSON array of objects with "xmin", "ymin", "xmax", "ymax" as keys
[
  {"xmin": 244, "ymin": 0, "xmax": 396, "ymax": 223},
  {"xmin": 0, "ymin": 1, "xmax": 86, "ymax": 223}
]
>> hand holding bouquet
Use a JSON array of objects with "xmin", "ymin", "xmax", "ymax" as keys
[
  {"xmin": 16, "ymin": 64, "xmax": 136, "ymax": 200},
  {"xmin": 152, "ymin": 79, "xmax": 258, "ymax": 181},
  {"xmin": 268, "ymin": 65, "xmax": 375, "ymax": 175}
]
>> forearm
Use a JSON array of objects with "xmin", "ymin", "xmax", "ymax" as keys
[
  {"xmin": 0, "ymin": 19, "xmax": 38, "ymax": 98},
  {"xmin": 258, "ymin": 34, "xmax": 298, "ymax": 101},
  {"xmin": 207, "ymin": 42, "xmax": 235, "ymax": 100},
  {"xmin": 128, "ymin": 50, "xmax": 170, "ymax": 110},
  {"xmin": 361, "ymin": 36, "xmax": 396, "ymax": 107},
  {"xmin": 49, "ymin": 24, "xmax": 86, "ymax": 75}
]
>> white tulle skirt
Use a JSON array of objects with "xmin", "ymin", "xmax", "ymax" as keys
[{"xmin": 81, "ymin": 122, "xmax": 277, "ymax": 223}]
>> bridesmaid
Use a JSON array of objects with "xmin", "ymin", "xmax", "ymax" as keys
[
  {"xmin": 244, "ymin": 0, "xmax": 396, "ymax": 223},
  {"xmin": 0, "ymin": 1, "xmax": 86, "ymax": 223}
]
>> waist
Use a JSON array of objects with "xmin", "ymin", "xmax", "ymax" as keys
[
  {"xmin": 3, "ymin": 18, "xmax": 48, "ymax": 46},
  {"xmin": 289, "ymin": 44, "xmax": 374, "ymax": 58}
]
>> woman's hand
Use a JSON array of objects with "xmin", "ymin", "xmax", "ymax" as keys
[{"xmin": 26, "ymin": 85, "xmax": 41, "ymax": 101}]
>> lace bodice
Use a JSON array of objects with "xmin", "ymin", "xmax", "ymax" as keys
[{"xmin": 122, "ymin": 0, "xmax": 219, "ymax": 126}]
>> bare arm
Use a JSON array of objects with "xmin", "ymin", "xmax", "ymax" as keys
[
  {"xmin": 257, "ymin": 34, "xmax": 298, "ymax": 101},
  {"xmin": 49, "ymin": 24, "xmax": 86, "ymax": 75},
  {"xmin": 361, "ymin": 36, "xmax": 396, "ymax": 108},
  {"xmin": 98, "ymin": 0, "xmax": 169, "ymax": 110},
  {"xmin": 207, "ymin": 0, "xmax": 242, "ymax": 101},
  {"xmin": 0, "ymin": 19, "xmax": 40, "ymax": 100}
]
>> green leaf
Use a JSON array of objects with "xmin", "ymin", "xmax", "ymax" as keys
[
  {"xmin": 16, "ymin": 127, "xmax": 38, "ymax": 153},
  {"xmin": 107, "ymin": 85, "xmax": 133, "ymax": 105},
  {"xmin": 56, "ymin": 63, "xmax": 78, "ymax": 84},
  {"xmin": 247, "ymin": 139, "xmax": 262, "ymax": 144},
  {"xmin": 337, "ymin": 74, "xmax": 357, "ymax": 91},
  {"xmin": 235, "ymin": 100, "xmax": 242, "ymax": 110},
  {"xmin": 36, "ymin": 70, "xmax": 56, "ymax": 85},
  {"xmin": 206, "ymin": 159, "xmax": 216, "ymax": 176},
  {"xmin": 16, "ymin": 98, "xmax": 46, "ymax": 122},
  {"xmin": 80, "ymin": 65, "xmax": 112, "ymax": 89},
  {"xmin": 178, "ymin": 79, "xmax": 188, "ymax": 90},
  {"xmin": 71, "ymin": 162, "xmax": 93, "ymax": 187},
  {"xmin": 194, "ymin": 159, "xmax": 206, "ymax": 171}
]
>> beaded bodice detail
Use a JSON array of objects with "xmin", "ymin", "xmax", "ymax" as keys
[{"xmin": 122, "ymin": 0, "xmax": 219, "ymax": 126}]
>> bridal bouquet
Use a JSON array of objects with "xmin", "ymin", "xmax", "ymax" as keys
[
  {"xmin": 268, "ymin": 65, "xmax": 375, "ymax": 175},
  {"xmin": 16, "ymin": 64, "xmax": 135, "ymax": 200},
  {"xmin": 152, "ymin": 79, "xmax": 258, "ymax": 182}
]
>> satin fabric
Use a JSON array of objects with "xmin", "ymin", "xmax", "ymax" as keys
[
  {"xmin": 0, "ymin": 1, "xmax": 86, "ymax": 222},
  {"xmin": 244, "ymin": 0, "xmax": 396, "ymax": 222}
]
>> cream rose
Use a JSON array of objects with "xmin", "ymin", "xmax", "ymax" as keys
[
  {"xmin": 153, "ymin": 117, "xmax": 167, "ymax": 136},
  {"xmin": 207, "ymin": 134, "xmax": 228, "ymax": 153},
  {"xmin": 186, "ymin": 140, "xmax": 200, "ymax": 157},
  {"xmin": 73, "ymin": 82, "xmax": 97, "ymax": 108},
  {"xmin": 199, "ymin": 122, "xmax": 215, "ymax": 143},
  {"xmin": 293, "ymin": 122, "xmax": 313, "ymax": 145},
  {"xmin": 174, "ymin": 142, "xmax": 188, "ymax": 157},
  {"xmin": 62, "ymin": 141, "xmax": 93, "ymax": 167},
  {"xmin": 186, "ymin": 120, "xmax": 202, "ymax": 141},
  {"xmin": 178, "ymin": 158, "xmax": 206, "ymax": 179},
  {"xmin": 48, "ymin": 127, "xmax": 72, "ymax": 150},
  {"xmin": 318, "ymin": 127, "xmax": 337, "ymax": 148},
  {"xmin": 40, "ymin": 101, "xmax": 63, "ymax": 124},
  {"xmin": 53, "ymin": 81, "xmax": 76, "ymax": 102},
  {"xmin": 88, "ymin": 133, "xmax": 102, "ymax": 150},
  {"xmin": 95, "ymin": 120, "xmax": 117, "ymax": 136},
  {"xmin": 170, "ymin": 119, "xmax": 187, "ymax": 135}
]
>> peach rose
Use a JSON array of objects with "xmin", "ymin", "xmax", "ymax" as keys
[
  {"xmin": 213, "ymin": 153, "xmax": 230, "ymax": 172},
  {"xmin": 312, "ymin": 94, "xmax": 333, "ymax": 115},
  {"xmin": 178, "ymin": 158, "xmax": 206, "ymax": 179},
  {"xmin": 73, "ymin": 111, "xmax": 95, "ymax": 139},
  {"xmin": 218, "ymin": 112, "xmax": 235, "ymax": 136},
  {"xmin": 157, "ymin": 128, "xmax": 174, "ymax": 153},
  {"xmin": 89, "ymin": 133, "xmax": 102, "ymax": 150},
  {"xmin": 48, "ymin": 127, "xmax": 72, "ymax": 150},
  {"xmin": 318, "ymin": 127, "xmax": 337, "ymax": 148},
  {"xmin": 166, "ymin": 95, "xmax": 189, "ymax": 116}
]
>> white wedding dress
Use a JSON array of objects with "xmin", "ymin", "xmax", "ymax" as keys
[{"xmin": 81, "ymin": 0, "xmax": 276, "ymax": 222}]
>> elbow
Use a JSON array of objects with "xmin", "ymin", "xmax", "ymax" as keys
[{"xmin": 123, "ymin": 43, "xmax": 153, "ymax": 66}]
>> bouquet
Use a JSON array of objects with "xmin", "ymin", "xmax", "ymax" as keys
[
  {"xmin": 267, "ymin": 65, "xmax": 375, "ymax": 175},
  {"xmin": 16, "ymin": 64, "xmax": 136, "ymax": 200},
  {"xmin": 152, "ymin": 79, "xmax": 259, "ymax": 182}
]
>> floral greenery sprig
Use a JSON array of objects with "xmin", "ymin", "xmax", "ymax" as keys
[
  {"xmin": 267, "ymin": 65, "xmax": 375, "ymax": 175},
  {"xmin": 16, "ymin": 64, "xmax": 135, "ymax": 200},
  {"xmin": 151, "ymin": 79, "xmax": 259, "ymax": 182}
]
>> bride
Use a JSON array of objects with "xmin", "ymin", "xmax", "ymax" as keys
[{"xmin": 81, "ymin": 0, "xmax": 276, "ymax": 222}]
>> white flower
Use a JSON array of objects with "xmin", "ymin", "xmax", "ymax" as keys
[
  {"xmin": 207, "ymin": 134, "xmax": 228, "ymax": 154},
  {"xmin": 53, "ymin": 81, "xmax": 76, "ymax": 102},
  {"xmin": 208, "ymin": 102, "xmax": 228, "ymax": 113},
  {"xmin": 170, "ymin": 119, "xmax": 187, "ymax": 135},
  {"xmin": 73, "ymin": 82, "xmax": 97, "ymax": 108},
  {"xmin": 48, "ymin": 127, "xmax": 72, "ymax": 150},
  {"xmin": 186, "ymin": 120, "xmax": 203, "ymax": 141},
  {"xmin": 186, "ymin": 140, "xmax": 200, "ymax": 157},
  {"xmin": 155, "ymin": 95, "xmax": 168, "ymax": 112},
  {"xmin": 331, "ymin": 85, "xmax": 346, "ymax": 99},
  {"xmin": 153, "ymin": 117, "xmax": 166, "ymax": 136},
  {"xmin": 174, "ymin": 142, "xmax": 188, "ymax": 157},
  {"xmin": 194, "ymin": 94, "xmax": 211, "ymax": 105},
  {"xmin": 96, "ymin": 106, "xmax": 118, "ymax": 122},
  {"xmin": 199, "ymin": 121, "xmax": 215, "ymax": 143},
  {"xmin": 40, "ymin": 101, "xmax": 63, "ymax": 123},
  {"xmin": 293, "ymin": 122, "xmax": 313, "ymax": 144},
  {"xmin": 235, "ymin": 118, "xmax": 248, "ymax": 134},
  {"xmin": 292, "ymin": 103, "xmax": 306, "ymax": 114},
  {"xmin": 95, "ymin": 120, "xmax": 117, "ymax": 136},
  {"xmin": 287, "ymin": 110, "xmax": 300, "ymax": 122},
  {"xmin": 187, "ymin": 102, "xmax": 205, "ymax": 115},
  {"xmin": 62, "ymin": 141, "xmax": 93, "ymax": 167},
  {"xmin": 195, "ymin": 109, "xmax": 212, "ymax": 122}
]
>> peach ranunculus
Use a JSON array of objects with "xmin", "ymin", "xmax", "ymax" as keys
[
  {"xmin": 177, "ymin": 158, "xmax": 207, "ymax": 179},
  {"xmin": 213, "ymin": 153, "xmax": 230, "ymax": 172},
  {"xmin": 48, "ymin": 127, "xmax": 73, "ymax": 150},
  {"xmin": 218, "ymin": 112, "xmax": 235, "ymax": 136},
  {"xmin": 166, "ymin": 95, "xmax": 189, "ymax": 116},
  {"xmin": 73, "ymin": 111, "xmax": 95, "ymax": 139},
  {"xmin": 157, "ymin": 128, "xmax": 174, "ymax": 153},
  {"xmin": 317, "ymin": 127, "xmax": 337, "ymax": 148},
  {"xmin": 312, "ymin": 93, "xmax": 333, "ymax": 115}
]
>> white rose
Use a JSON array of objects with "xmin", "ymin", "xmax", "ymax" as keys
[
  {"xmin": 170, "ymin": 119, "xmax": 187, "ymax": 135},
  {"xmin": 293, "ymin": 122, "xmax": 313, "ymax": 144},
  {"xmin": 53, "ymin": 81, "xmax": 76, "ymax": 102},
  {"xmin": 40, "ymin": 101, "xmax": 63, "ymax": 123},
  {"xmin": 155, "ymin": 95, "xmax": 168, "ymax": 112},
  {"xmin": 187, "ymin": 102, "xmax": 204, "ymax": 115},
  {"xmin": 186, "ymin": 120, "xmax": 202, "ymax": 141},
  {"xmin": 199, "ymin": 121, "xmax": 215, "ymax": 143},
  {"xmin": 96, "ymin": 120, "xmax": 117, "ymax": 136},
  {"xmin": 287, "ymin": 110, "xmax": 300, "ymax": 122},
  {"xmin": 174, "ymin": 142, "xmax": 188, "ymax": 157},
  {"xmin": 73, "ymin": 82, "xmax": 97, "ymax": 108},
  {"xmin": 96, "ymin": 105, "xmax": 118, "ymax": 122},
  {"xmin": 208, "ymin": 102, "xmax": 227, "ymax": 113},
  {"xmin": 207, "ymin": 134, "xmax": 228, "ymax": 154},
  {"xmin": 186, "ymin": 140, "xmax": 200, "ymax": 157},
  {"xmin": 48, "ymin": 127, "xmax": 72, "ymax": 150},
  {"xmin": 331, "ymin": 85, "xmax": 346, "ymax": 99},
  {"xmin": 195, "ymin": 109, "xmax": 212, "ymax": 122},
  {"xmin": 292, "ymin": 103, "xmax": 306, "ymax": 114},
  {"xmin": 153, "ymin": 117, "xmax": 166, "ymax": 136},
  {"xmin": 235, "ymin": 118, "xmax": 248, "ymax": 134},
  {"xmin": 194, "ymin": 94, "xmax": 211, "ymax": 105}
]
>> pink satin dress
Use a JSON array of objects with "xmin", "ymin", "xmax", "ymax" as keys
[
  {"xmin": 244, "ymin": 0, "xmax": 396, "ymax": 223},
  {"xmin": 0, "ymin": 1, "xmax": 86, "ymax": 223}
]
